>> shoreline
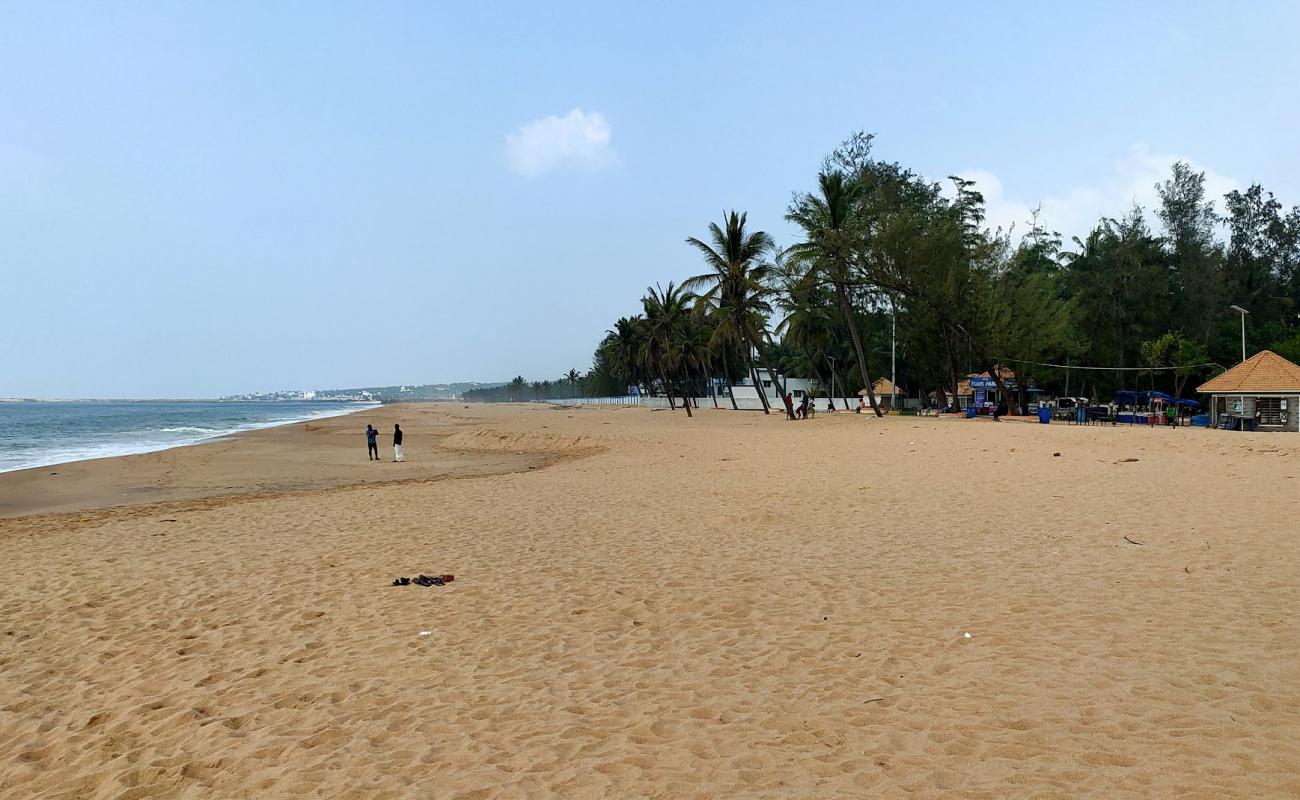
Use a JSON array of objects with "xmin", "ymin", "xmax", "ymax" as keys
[
  {"xmin": 0, "ymin": 402, "xmax": 557, "ymax": 519},
  {"xmin": 0, "ymin": 401, "xmax": 380, "ymax": 475}
]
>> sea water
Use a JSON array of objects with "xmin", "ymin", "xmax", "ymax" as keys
[{"xmin": 0, "ymin": 400, "xmax": 377, "ymax": 473}]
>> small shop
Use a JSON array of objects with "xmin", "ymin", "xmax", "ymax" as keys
[
  {"xmin": 1197, "ymin": 350, "xmax": 1300, "ymax": 432},
  {"xmin": 955, "ymin": 367, "xmax": 1038, "ymax": 413}
]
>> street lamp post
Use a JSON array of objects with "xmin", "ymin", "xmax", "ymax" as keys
[
  {"xmin": 1230, "ymin": 305, "xmax": 1249, "ymax": 363},
  {"xmin": 1230, "ymin": 304, "xmax": 1250, "ymax": 428},
  {"xmin": 890, "ymin": 304, "xmax": 897, "ymax": 414}
]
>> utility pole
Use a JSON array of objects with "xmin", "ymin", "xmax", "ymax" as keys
[
  {"xmin": 890, "ymin": 303, "xmax": 897, "ymax": 414},
  {"xmin": 1230, "ymin": 304, "xmax": 1250, "ymax": 426},
  {"xmin": 1230, "ymin": 305, "xmax": 1248, "ymax": 363}
]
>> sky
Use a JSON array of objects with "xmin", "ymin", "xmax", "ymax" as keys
[{"xmin": 3, "ymin": 2, "xmax": 1299, "ymax": 398}]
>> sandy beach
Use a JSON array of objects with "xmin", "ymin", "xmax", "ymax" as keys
[{"xmin": 3, "ymin": 402, "xmax": 1300, "ymax": 799}]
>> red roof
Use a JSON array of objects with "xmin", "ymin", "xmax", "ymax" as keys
[{"xmin": 1197, "ymin": 350, "xmax": 1300, "ymax": 393}]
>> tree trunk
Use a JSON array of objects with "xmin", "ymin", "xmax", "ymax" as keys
[
  {"xmin": 743, "ymin": 334, "xmax": 771, "ymax": 414},
  {"xmin": 761, "ymin": 332, "xmax": 797, "ymax": 420},
  {"xmin": 941, "ymin": 327, "xmax": 961, "ymax": 412},
  {"xmin": 755, "ymin": 335, "xmax": 795, "ymax": 420},
  {"xmin": 721, "ymin": 356, "xmax": 739, "ymax": 410},
  {"xmin": 807, "ymin": 351, "xmax": 829, "ymax": 408},
  {"xmin": 989, "ymin": 367, "xmax": 1014, "ymax": 414},
  {"xmin": 835, "ymin": 281, "xmax": 882, "ymax": 417},
  {"xmin": 762, "ymin": 332, "xmax": 789, "ymax": 397},
  {"xmin": 748, "ymin": 361, "xmax": 770, "ymax": 413},
  {"xmin": 658, "ymin": 367, "xmax": 676, "ymax": 410}
]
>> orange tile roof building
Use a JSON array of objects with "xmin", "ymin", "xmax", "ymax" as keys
[{"xmin": 1197, "ymin": 350, "xmax": 1300, "ymax": 431}]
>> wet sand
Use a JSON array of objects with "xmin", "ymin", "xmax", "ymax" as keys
[
  {"xmin": 0, "ymin": 403, "xmax": 548, "ymax": 519},
  {"xmin": 2, "ymin": 403, "xmax": 1299, "ymax": 798}
]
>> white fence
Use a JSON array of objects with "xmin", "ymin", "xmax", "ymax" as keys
[
  {"xmin": 544, "ymin": 395, "xmax": 672, "ymax": 407},
  {"xmin": 543, "ymin": 396, "xmax": 886, "ymax": 411}
]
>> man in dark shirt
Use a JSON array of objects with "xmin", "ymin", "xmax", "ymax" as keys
[
  {"xmin": 365, "ymin": 425, "xmax": 379, "ymax": 461},
  {"xmin": 392, "ymin": 423, "xmax": 404, "ymax": 462}
]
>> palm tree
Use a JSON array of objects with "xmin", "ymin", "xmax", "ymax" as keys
[
  {"xmin": 787, "ymin": 170, "xmax": 884, "ymax": 416},
  {"xmin": 606, "ymin": 316, "xmax": 649, "ymax": 396},
  {"xmin": 685, "ymin": 211, "xmax": 790, "ymax": 417},
  {"xmin": 696, "ymin": 300, "xmax": 740, "ymax": 409},
  {"xmin": 565, "ymin": 369, "xmax": 582, "ymax": 399},
  {"xmin": 531, "ymin": 381, "xmax": 545, "ymax": 400},
  {"xmin": 641, "ymin": 282, "xmax": 699, "ymax": 417},
  {"xmin": 774, "ymin": 263, "xmax": 840, "ymax": 406},
  {"xmin": 508, "ymin": 375, "xmax": 527, "ymax": 402}
]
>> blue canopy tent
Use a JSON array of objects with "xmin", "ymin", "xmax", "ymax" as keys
[{"xmin": 1113, "ymin": 390, "xmax": 1199, "ymax": 424}]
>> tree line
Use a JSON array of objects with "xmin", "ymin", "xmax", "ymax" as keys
[
  {"xmin": 475, "ymin": 132, "xmax": 1300, "ymax": 415},
  {"xmin": 459, "ymin": 369, "xmax": 623, "ymax": 403}
]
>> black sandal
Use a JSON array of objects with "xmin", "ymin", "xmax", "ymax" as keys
[{"xmin": 392, "ymin": 577, "xmax": 411, "ymax": 586}]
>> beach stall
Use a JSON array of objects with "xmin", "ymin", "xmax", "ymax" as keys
[
  {"xmin": 955, "ymin": 366, "xmax": 1019, "ymax": 412},
  {"xmin": 1113, "ymin": 390, "xmax": 1199, "ymax": 425},
  {"xmin": 863, "ymin": 377, "xmax": 902, "ymax": 411},
  {"xmin": 1197, "ymin": 350, "xmax": 1300, "ymax": 432}
]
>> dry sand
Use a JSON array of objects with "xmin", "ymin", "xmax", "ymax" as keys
[{"xmin": 2, "ymin": 403, "xmax": 1299, "ymax": 798}]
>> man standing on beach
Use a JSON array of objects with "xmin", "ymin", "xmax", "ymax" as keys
[
  {"xmin": 365, "ymin": 425, "xmax": 379, "ymax": 461},
  {"xmin": 392, "ymin": 423, "xmax": 404, "ymax": 462}
]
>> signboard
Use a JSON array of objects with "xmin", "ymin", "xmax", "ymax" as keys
[
  {"xmin": 974, "ymin": 388, "xmax": 987, "ymax": 406},
  {"xmin": 969, "ymin": 377, "xmax": 997, "ymax": 388}
]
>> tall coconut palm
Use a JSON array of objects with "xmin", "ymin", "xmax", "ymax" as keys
[
  {"xmin": 685, "ymin": 211, "xmax": 791, "ymax": 417},
  {"xmin": 565, "ymin": 368, "xmax": 582, "ymax": 399},
  {"xmin": 508, "ymin": 375, "xmax": 527, "ymax": 402},
  {"xmin": 689, "ymin": 302, "xmax": 746, "ymax": 410},
  {"xmin": 787, "ymin": 170, "xmax": 884, "ymax": 416},
  {"xmin": 774, "ymin": 264, "xmax": 840, "ymax": 406},
  {"xmin": 606, "ymin": 316, "xmax": 650, "ymax": 395},
  {"xmin": 641, "ymin": 282, "xmax": 699, "ymax": 417}
]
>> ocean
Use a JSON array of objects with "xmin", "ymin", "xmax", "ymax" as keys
[{"xmin": 0, "ymin": 400, "xmax": 377, "ymax": 473}]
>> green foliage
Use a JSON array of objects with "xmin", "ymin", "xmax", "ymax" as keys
[{"xmin": 575, "ymin": 133, "xmax": 1300, "ymax": 414}]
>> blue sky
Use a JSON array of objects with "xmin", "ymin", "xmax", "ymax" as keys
[{"xmin": 3, "ymin": 2, "xmax": 1298, "ymax": 398}]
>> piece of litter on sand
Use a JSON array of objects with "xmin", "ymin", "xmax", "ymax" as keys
[
  {"xmin": 963, "ymin": 632, "xmax": 972, "ymax": 639},
  {"xmin": 419, "ymin": 631, "xmax": 432, "ymax": 637}
]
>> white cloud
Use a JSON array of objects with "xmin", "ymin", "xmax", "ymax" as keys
[
  {"xmin": 955, "ymin": 145, "xmax": 1240, "ymax": 245},
  {"xmin": 504, "ymin": 108, "xmax": 618, "ymax": 178}
]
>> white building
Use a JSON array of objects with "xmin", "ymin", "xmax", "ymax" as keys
[{"xmin": 727, "ymin": 369, "xmax": 814, "ymax": 406}]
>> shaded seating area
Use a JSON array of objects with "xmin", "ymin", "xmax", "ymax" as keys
[
  {"xmin": 1112, "ymin": 390, "xmax": 1200, "ymax": 425},
  {"xmin": 1197, "ymin": 350, "xmax": 1300, "ymax": 433}
]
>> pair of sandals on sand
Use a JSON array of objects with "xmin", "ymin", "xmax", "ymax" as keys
[{"xmin": 392, "ymin": 574, "xmax": 454, "ymax": 587}]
